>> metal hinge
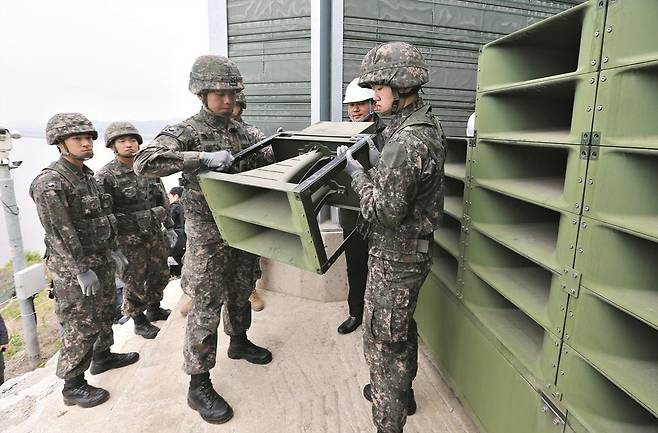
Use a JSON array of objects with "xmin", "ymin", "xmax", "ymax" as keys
[
  {"xmin": 560, "ymin": 267, "xmax": 581, "ymax": 298},
  {"xmin": 540, "ymin": 394, "xmax": 566, "ymax": 426},
  {"xmin": 579, "ymin": 145, "xmax": 600, "ymax": 160}
]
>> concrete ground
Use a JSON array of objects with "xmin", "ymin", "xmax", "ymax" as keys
[{"xmin": 0, "ymin": 280, "xmax": 478, "ymax": 433}]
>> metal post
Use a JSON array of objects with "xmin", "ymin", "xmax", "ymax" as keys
[
  {"xmin": 311, "ymin": 0, "xmax": 333, "ymax": 123},
  {"xmin": 0, "ymin": 128, "xmax": 40, "ymax": 368}
]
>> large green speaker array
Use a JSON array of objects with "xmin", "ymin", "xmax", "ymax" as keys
[{"xmin": 416, "ymin": 1, "xmax": 658, "ymax": 432}]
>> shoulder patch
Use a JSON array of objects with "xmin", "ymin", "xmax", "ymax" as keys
[
  {"xmin": 157, "ymin": 124, "xmax": 189, "ymax": 139},
  {"xmin": 44, "ymin": 179, "xmax": 62, "ymax": 191}
]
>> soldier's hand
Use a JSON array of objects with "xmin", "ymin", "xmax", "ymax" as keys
[
  {"xmin": 165, "ymin": 228, "xmax": 178, "ymax": 248},
  {"xmin": 201, "ymin": 150, "xmax": 235, "ymax": 171},
  {"xmin": 111, "ymin": 250, "xmax": 129, "ymax": 275},
  {"xmin": 337, "ymin": 145, "xmax": 364, "ymax": 178},
  {"xmin": 77, "ymin": 270, "xmax": 100, "ymax": 296}
]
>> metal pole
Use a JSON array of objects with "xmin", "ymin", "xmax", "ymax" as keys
[{"xmin": 0, "ymin": 129, "xmax": 40, "ymax": 368}]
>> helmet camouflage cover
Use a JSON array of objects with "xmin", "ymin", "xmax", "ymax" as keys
[
  {"xmin": 104, "ymin": 121, "xmax": 143, "ymax": 148},
  {"xmin": 45, "ymin": 113, "xmax": 98, "ymax": 145},
  {"xmin": 358, "ymin": 41, "xmax": 429, "ymax": 90},
  {"xmin": 189, "ymin": 54, "xmax": 245, "ymax": 95}
]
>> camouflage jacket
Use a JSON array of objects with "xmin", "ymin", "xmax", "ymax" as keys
[
  {"xmin": 133, "ymin": 108, "xmax": 273, "ymax": 221},
  {"xmin": 239, "ymin": 120, "xmax": 266, "ymax": 143},
  {"xmin": 95, "ymin": 158, "xmax": 173, "ymax": 237},
  {"xmin": 29, "ymin": 157, "xmax": 117, "ymax": 274},
  {"xmin": 352, "ymin": 98, "xmax": 446, "ymax": 261}
]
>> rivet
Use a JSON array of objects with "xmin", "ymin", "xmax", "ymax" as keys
[
  {"xmin": 575, "ymin": 203, "xmax": 580, "ymax": 209},
  {"xmin": 582, "ymin": 222, "xmax": 588, "ymax": 228},
  {"xmin": 557, "ymin": 328, "xmax": 562, "ymax": 333},
  {"xmin": 589, "ymin": 77, "xmax": 595, "ymax": 84},
  {"xmin": 570, "ymin": 288, "xmax": 576, "ymax": 295},
  {"xmin": 569, "ymin": 244, "xmax": 574, "ymax": 250},
  {"xmin": 606, "ymin": 26, "xmax": 613, "ymax": 33},
  {"xmin": 586, "ymin": 106, "xmax": 592, "ymax": 112},
  {"xmin": 578, "ymin": 177, "xmax": 583, "ymax": 183},
  {"xmin": 578, "ymin": 248, "xmax": 584, "ymax": 254},
  {"xmin": 591, "ymin": 60, "xmax": 597, "ymax": 66},
  {"xmin": 565, "ymin": 334, "xmax": 570, "ymax": 340},
  {"xmin": 560, "ymin": 370, "xmax": 565, "ymax": 376},
  {"xmin": 560, "ymin": 305, "xmax": 565, "ymax": 311},
  {"xmin": 594, "ymin": 31, "xmax": 600, "ymax": 37},
  {"xmin": 568, "ymin": 312, "xmax": 574, "ymax": 317},
  {"xmin": 603, "ymin": 56, "xmax": 609, "ymax": 63},
  {"xmin": 573, "ymin": 272, "xmax": 578, "ymax": 278},
  {"xmin": 597, "ymin": 105, "xmax": 603, "ymax": 111},
  {"xmin": 572, "ymin": 219, "xmax": 578, "ymax": 225},
  {"xmin": 588, "ymin": 179, "xmax": 594, "ymax": 185},
  {"xmin": 584, "ymin": 206, "xmax": 590, "ymax": 212},
  {"xmin": 561, "ymin": 283, "xmax": 567, "ymax": 289},
  {"xmin": 600, "ymin": 76, "xmax": 607, "ymax": 82}
]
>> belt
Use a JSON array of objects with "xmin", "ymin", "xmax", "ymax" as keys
[{"xmin": 370, "ymin": 232, "xmax": 432, "ymax": 254}]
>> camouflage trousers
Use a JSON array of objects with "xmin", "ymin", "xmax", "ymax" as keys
[
  {"xmin": 117, "ymin": 231, "xmax": 170, "ymax": 317},
  {"xmin": 363, "ymin": 255, "xmax": 431, "ymax": 433},
  {"xmin": 47, "ymin": 251, "xmax": 116, "ymax": 380},
  {"xmin": 182, "ymin": 218, "xmax": 259, "ymax": 375}
]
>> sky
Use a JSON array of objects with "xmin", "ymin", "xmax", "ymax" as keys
[{"xmin": 0, "ymin": 0, "xmax": 210, "ymax": 132}]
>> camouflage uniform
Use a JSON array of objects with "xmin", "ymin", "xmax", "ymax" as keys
[
  {"xmin": 29, "ymin": 114, "xmax": 118, "ymax": 380},
  {"xmin": 95, "ymin": 158, "xmax": 172, "ymax": 318},
  {"xmin": 134, "ymin": 58, "xmax": 273, "ymax": 374},
  {"xmin": 353, "ymin": 42, "xmax": 446, "ymax": 433}
]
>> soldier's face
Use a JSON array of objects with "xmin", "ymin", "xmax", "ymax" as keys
[
  {"xmin": 372, "ymin": 85, "xmax": 394, "ymax": 115},
  {"xmin": 347, "ymin": 101, "xmax": 371, "ymax": 122},
  {"xmin": 63, "ymin": 134, "xmax": 94, "ymax": 159},
  {"xmin": 205, "ymin": 90, "xmax": 237, "ymax": 116},
  {"xmin": 113, "ymin": 136, "xmax": 139, "ymax": 158}
]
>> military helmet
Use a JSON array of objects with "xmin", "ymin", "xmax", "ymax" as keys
[
  {"xmin": 358, "ymin": 42, "xmax": 429, "ymax": 90},
  {"xmin": 104, "ymin": 121, "xmax": 143, "ymax": 148},
  {"xmin": 236, "ymin": 92, "xmax": 247, "ymax": 109},
  {"xmin": 189, "ymin": 55, "xmax": 245, "ymax": 95},
  {"xmin": 45, "ymin": 113, "xmax": 98, "ymax": 145}
]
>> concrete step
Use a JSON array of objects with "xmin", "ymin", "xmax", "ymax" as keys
[{"xmin": 0, "ymin": 280, "xmax": 478, "ymax": 433}]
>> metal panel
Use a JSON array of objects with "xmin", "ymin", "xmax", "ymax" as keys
[
  {"xmin": 415, "ymin": 280, "xmax": 568, "ymax": 433},
  {"xmin": 600, "ymin": 0, "xmax": 658, "ymax": 70},
  {"xmin": 342, "ymin": 0, "xmax": 581, "ymax": 136},
  {"xmin": 592, "ymin": 61, "xmax": 658, "ymax": 150},
  {"xmin": 574, "ymin": 217, "xmax": 658, "ymax": 329},
  {"xmin": 471, "ymin": 140, "xmax": 588, "ymax": 214},
  {"xmin": 477, "ymin": 1, "xmax": 606, "ymax": 91},
  {"xmin": 226, "ymin": 0, "xmax": 312, "ymax": 134},
  {"xmin": 475, "ymin": 72, "xmax": 598, "ymax": 145},
  {"xmin": 582, "ymin": 146, "xmax": 658, "ymax": 239},
  {"xmin": 467, "ymin": 187, "xmax": 580, "ymax": 274},
  {"xmin": 564, "ymin": 287, "xmax": 657, "ymax": 416},
  {"xmin": 557, "ymin": 345, "xmax": 658, "ymax": 433}
]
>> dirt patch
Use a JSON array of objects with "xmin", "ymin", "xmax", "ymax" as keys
[{"xmin": 2, "ymin": 291, "xmax": 61, "ymax": 381}]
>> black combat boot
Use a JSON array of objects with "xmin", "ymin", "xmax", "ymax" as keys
[
  {"xmin": 227, "ymin": 333, "xmax": 272, "ymax": 365},
  {"xmin": 145, "ymin": 304, "xmax": 171, "ymax": 322},
  {"xmin": 90, "ymin": 349, "xmax": 140, "ymax": 375},
  {"xmin": 187, "ymin": 372, "xmax": 234, "ymax": 424},
  {"xmin": 62, "ymin": 375, "xmax": 110, "ymax": 408},
  {"xmin": 133, "ymin": 313, "xmax": 160, "ymax": 339},
  {"xmin": 363, "ymin": 384, "xmax": 416, "ymax": 416}
]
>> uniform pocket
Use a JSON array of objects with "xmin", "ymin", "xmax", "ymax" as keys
[
  {"xmin": 134, "ymin": 209, "xmax": 153, "ymax": 232},
  {"xmin": 92, "ymin": 216, "xmax": 112, "ymax": 241},
  {"xmin": 80, "ymin": 196, "xmax": 101, "ymax": 215}
]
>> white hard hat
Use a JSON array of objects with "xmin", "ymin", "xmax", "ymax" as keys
[
  {"xmin": 466, "ymin": 112, "xmax": 476, "ymax": 137},
  {"xmin": 343, "ymin": 78, "xmax": 374, "ymax": 104}
]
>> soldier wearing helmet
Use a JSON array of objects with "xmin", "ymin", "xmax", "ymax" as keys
[
  {"xmin": 337, "ymin": 42, "xmax": 446, "ymax": 433},
  {"xmin": 96, "ymin": 121, "xmax": 177, "ymax": 340},
  {"xmin": 30, "ymin": 113, "xmax": 139, "ymax": 409},
  {"xmin": 134, "ymin": 55, "xmax": 273, "ymax": 424},
  {"xmin": 336, "ymin": 77, "xmax": 387, "ymax": 336}
]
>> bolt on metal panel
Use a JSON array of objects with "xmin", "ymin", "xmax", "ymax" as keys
[
  {"xmin": 464, "ymin": 229, "xmax": 570, "ymax": 336},
  {"xmin": 599, "ymin": 0, "xmax": 658, "ymax": 70},
  {"xmin": 477, "ymin": 0, "xmax": 607, "ymax": 92},
  {"xmin": 563, "ymin": 286, "xmax": 657, "ymax": 416},
  {"xmin": 470, "ymin": 139, "xmax": 588, "ymax": 214},
  {"xmin": 556, "ymin": 344, "xmax": 658, "ymax": 433},
  {"xmin": 574, "ymin": 217, "xmax": 658, "ymax": 329},
  {"xmin": 582, "ymin": 146, "xmax": 658, "ymax": 239},
  {"xmin": 592, "ymin": 60, "xmax": 658, "ymax": 150},
  {"xmin": 475, "ymin": 72, "xmax": 599, "ymax": 145}
]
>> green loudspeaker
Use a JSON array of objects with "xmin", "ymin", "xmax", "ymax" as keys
[{"xmin": 199, "ymin": 122, "xmax": 375, "ymax": 274}]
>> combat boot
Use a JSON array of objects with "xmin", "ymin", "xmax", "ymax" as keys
[
  {"xmin": 90, "ymin": 349, "xmax": 140, "ymax": 375},
  {"xmin": 145, "ymin": 304, "xmax": 171, "ymax": 322},
  {"xmin": 249, "ymin": 290, "xmax": 264, "ymax": 311},
  {"xmin": 187, "ymin": 373, "xmax": 234, "ymax": 424},
  {"xmin": 62, "ymin": 375, "xmax": 109, "ymax": 408},
  {"xmin": 363, "ymin": 383, "xmax": 416, "ymax": 416},
  {"xmin": 133, "ymin": 313, "xmax": 160, "ymax": 339},
  {"xmin": 227, "ymin": 333, "xmax": 272, "ymax": 365}
]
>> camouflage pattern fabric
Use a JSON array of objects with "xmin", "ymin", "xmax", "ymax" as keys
[
  {"xmin": 95, "ymin": 159, "xmax": 172, "ymax": 317},
  {"xmin": 134, "ymin": 108, "xmax": 273, "ymax": 375},
  {"xmin": 30, "ymin": 157, "xmax": 117, "ymax": 380},
  {"xmin": 188, "ymin": 55, "xmax": 244, "ymax": 95},
  {"xmin": 351, "ymin": 98, "xmax": 445, "ymax": 433},
  {"xmin": 104, "ymin": 121, "xmax": 143, "ymax": 147},
  {"xmin": 45, "ymin": 112, "xmax": 98, "ymax": 145},
  {"xmin": 358, "ymin": 42, "xmax": 429, "ymax": 90}
]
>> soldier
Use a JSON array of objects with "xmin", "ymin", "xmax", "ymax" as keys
[
  {"xmin": 0, "ymin": 312, "xmax": 8, "ymax": 385},
  {"xmin": 30, "ymin": 113, "xmax": 139, "ymax": 408},
  {"xmin": 231, "ymin": 91, "xmax": 266, "ymax": 312},
  {"xmin": 95, "ymin": 122, "xmax": 176, "ymax": 340},
  {"xmin": 338, "ymin": 42, "xmax": 446, "ymax": 433},
  {"xmin": 134, "ymin": 55, "xmax": 273, "ymax": 424},
  {"xmin": 337, "ymin": 78, "xmax": 386, "ymax": 335}
]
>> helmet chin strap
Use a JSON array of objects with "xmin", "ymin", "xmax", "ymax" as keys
[{"xmin": 390, "ymin": 88, "xmax": 400, "ymax": 115}]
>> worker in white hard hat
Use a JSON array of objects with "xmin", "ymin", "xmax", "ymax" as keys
[{"xmin": 337, "ymin": 78, "xmax": 386, "ymax": 335}]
